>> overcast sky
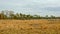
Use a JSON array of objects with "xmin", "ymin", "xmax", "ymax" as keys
[{"xmin": 0, "ymin": 0, "xmax": 60, "ymax": 16}]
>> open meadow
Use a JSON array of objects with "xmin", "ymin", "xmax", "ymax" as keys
[{"xmin": 0, "ymin": 19, "xmax": 60, "ymax": 34}]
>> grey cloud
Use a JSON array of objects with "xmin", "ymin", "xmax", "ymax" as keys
[
  {"xmin": 43, "ymin": 7, "xmax": 60, "ymax": 11},
  {"xmin": 0, "ymin": 0, "xmax": 60, "ymax": 16}
]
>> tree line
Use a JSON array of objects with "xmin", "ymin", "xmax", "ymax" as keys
[{"xmin": 0, "ymin": 10, "xmax": 60, "ymax": 19}]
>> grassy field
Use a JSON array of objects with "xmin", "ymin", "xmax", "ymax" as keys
[{"xmin": 0, "ymin": 19, "xmax": 60, "ymax": 34}]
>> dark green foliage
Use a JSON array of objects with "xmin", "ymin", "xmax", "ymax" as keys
[{"xmin": 0, "ymin": 10, "xmax": 60, "ymax": 19}]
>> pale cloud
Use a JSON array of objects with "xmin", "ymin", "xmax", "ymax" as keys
[{"xmin": 0, "ymin": 0, "xmax": 60, "ymax": 16}]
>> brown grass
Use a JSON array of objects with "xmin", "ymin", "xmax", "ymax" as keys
[{"xmin": 0, "ymin": 19, "xmax": 60, "ymax": 34}]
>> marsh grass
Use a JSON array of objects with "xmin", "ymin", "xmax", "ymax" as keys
[{"xmin": 0, "ymin": 19, "xmax": 60, "ymax": 34}]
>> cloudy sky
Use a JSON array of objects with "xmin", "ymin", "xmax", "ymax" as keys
[{"xmin": 0, "ymin": 0, "xmax": 60, "ymax": 16}]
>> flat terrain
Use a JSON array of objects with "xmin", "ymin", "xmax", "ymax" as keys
[{"xmin": 0, "ymin": 19, "xmax": 60, "ymax": 34}]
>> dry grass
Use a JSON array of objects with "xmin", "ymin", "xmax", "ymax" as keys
[{"xmin": 0, "ymin": 19, "xmax": 60, "ymax": 34}]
